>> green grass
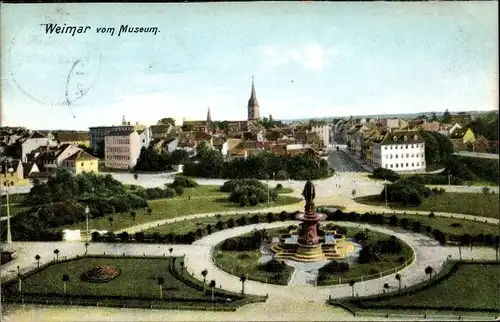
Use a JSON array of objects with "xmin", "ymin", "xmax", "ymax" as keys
[
  {"xmin": 317, "ymin": 228, "xmax": 414, "ymax": 286},
  {"xmin": 212, "ymin": 229, "xmax": 294, "ymax": 286},
  {"xmin": 56, "ymin": 186, "xmax": 301, "ymax": 232},
  {"xmin": 354, "ymin": 262, "xmax": 500, "ymax": 312},
  {"xmin": 425, "ymin": 163, "xmax": 445, "ymax": 172},
  {"xmin": 355, "ymin": 193, "xmax": 500, "ymax": 219},
  {"xmin": 2, "ymin": 256, "xmax": 264, "ymax": 308}
]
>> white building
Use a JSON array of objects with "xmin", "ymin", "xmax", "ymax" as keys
[
  {"xmin": 20, "ymin": 131, "xmax": 56, "ymax": 162},
  {"xmin": 310, "ymin": 124, "xmax": 330, "ymax": 147},
  {"xmin": 104, "ymin": 130, "xmax": 141, "ymax": 170},
  {"xmin": 372, "ymin": 131, "xmax": 426, "ymax": 173},
  {"xmin": 138, "ymin": 127, "xmax": 152, "ymax": 149}
]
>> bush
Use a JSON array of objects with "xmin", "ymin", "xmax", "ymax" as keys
[
  {"xmin": 322, "ymin": 261, "xmax": 350, "ymax": 273},
  {"xmin": 174, "ymin": 185, "xmax": 185, "ymax": 195},
  {"xmin": 237, "ymin": 253, "xmax": 250, "ymax": 260},
  {"xmin": 276, "ymin": 183, "xmax": 283, "ymax": 190},
  {"xmin": 172, "ymin": 176, "xmax": 198, "ymax": 188},
  {"xmin": 372, "ymin": 168, "xmax": 400, "ymax": 182},
  {"xmin": 275, "ymin": 170, "xmax": 289, "ymax": 180}
]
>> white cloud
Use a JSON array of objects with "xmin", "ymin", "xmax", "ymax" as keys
[{"xmin": 259, "ymin": 43, "xmax": 348, "ymax": 70}]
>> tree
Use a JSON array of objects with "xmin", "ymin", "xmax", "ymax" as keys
[
  {"xmin": 420, "ymin": 130, "xmax": 441, "ymax": 164},
  {"xmin": 17, "ymin": 273, "xmax": 23, "ymax": 294},
  {"xmin": 430, "ymin": 112, "xmax": 438, "ymax": 122},
  {"xmin": 147, "ymin": 208, "xmax": 153, "ymax": 215},
  {"xmin": 157, "ymin": 276, "xmax": 164, "ymax": 300},
  {"xmin": 84, "ymin": 242, "xmax": 89, "ymax": 255},
  {"xmin": 53, "ymin": 249, "xmax": 60, "ymax": 261},
  {"xmin": 461, "ymin": 234, "xmax": 473, "ymax": 251},
  {"xmin": 348, "ymin": 280, "xmax": 355, "ymax": 297},
  {"xmin": 62, "ymin": 273, "xmax": 70, "ymax": 294},
  {"xmin": 133, "ymin": 173, "xmax": 138, "ymax": 180},
  {"xmin": 209, "ymin": 279, "xmax": 216, "ymax": 303},
  {"xmin": 201, "ymin": 269, "xmax": 208, "ymax": 291},
  {"xmin": 157, "ymin": 117, "xmax": 176, "ymax": 126},
  {"xmin": 108, "ymin": 216, "xmax": 114, "ymax": 227},
  {"xmin": 130, "ymin": 211, "xmax": 136, "ymax": 221},
  {"xmin": 35, "ymin": 254, "xmax": 41, "ymax": 269},
  {"xmin": 169, "ymin": 248, "xmax": 173, "ymax": 256},
  {"xmin": 240, "ymin": 274, "xmax": 247, "ymax": 295},
  {"xmin": 180, "ymin": 260, "xmax": 185, "ymax": 276},
  {"xmin": 424, "ymin": 266, "xmax": 434, "ymax": 280},
  {"xmin": 395, "ymin": 273, "xmax": 402, "ymax": 292},
  {"xmin": 383, "ymin": 282, "xmax": 389, "ymax": 293},
  {"xmin": 442, "ymin": 109, "xmax": 452, "ymax": 124}
]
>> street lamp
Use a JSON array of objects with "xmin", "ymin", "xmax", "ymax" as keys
[
  {"xmin": 273, "ymin": 172, "xmax": 275, "ymax": 182},
  {"xmin": 85, "ymin": 205, "xmax": 90, "ymax": 243},
  {"xmin": 3, "ymin": 167, "xmax": 14, "ymax": 244}
]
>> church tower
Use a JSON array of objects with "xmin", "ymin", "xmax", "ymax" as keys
[
  {"xmin": 206, "ymin": 107, "xmax": 212, "ymax": 133},
  {"xmin": 247, "ymin": 77, "xmax": 260, "ymax": 121}
]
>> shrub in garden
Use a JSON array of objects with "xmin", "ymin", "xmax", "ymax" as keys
[
  {"xmin": 323, "ymin": 261, "xmax": 350, "ymax": 273},
  {"xmin": 250, "ymin": 214, "xmax": 260, "ymax": 224},
  {"xmin": 429, "ymin": 212, "xmax": 435, "ymax": 218},
  {"xmin": 237, "ymin": 253, "xmax": 250, "ymax": 260},
  {"xmin": 227, "ymin": 218, "xmax": 235, "ymax": 229},
  {"xmin": 172, "ymin": 176, "xmax": 198, "ymax": 188},
  {"xmin": 372, "ymin": 168, "xmax": 400, "ymax": 182},
  {"xmin": 389, "ymin": 215, "xmax": 398, "ymax": 226},
  {"xmin": 239, "ymin": 195, "xmax": 248, "ymax": 207},
  {"xmin": 174, "ymin": 185, "xmax": 185, "ymax": 195},
  {"xmin": 276, "ymin": 183, "xmax": 283, "ymax": 190},
  {"xmin": 275, "ymin": 170, "xmax": 289, "ymax": 180},
  {"xmin": 134, "ymin": 232, "xmax": 145, "ymax": 242},
  {"xmin": 120, "ymin": 232, "xmax": 129, "ymax": 242},
  {"xmin": 279, "ymin": 211, "xmax": 288, "ymax": 221}
]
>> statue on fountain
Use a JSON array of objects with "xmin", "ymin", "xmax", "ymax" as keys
[{"xmin": 302, "ymin": 178, "xmax": 316, "ymax": 215}]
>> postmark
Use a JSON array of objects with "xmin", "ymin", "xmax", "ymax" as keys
[{"xmin": 7, "ymin": 26, "xmax": 102, "ymax": 110}]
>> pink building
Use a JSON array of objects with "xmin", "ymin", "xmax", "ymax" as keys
[{"xmin": 104, "ymin": 130, "xmax": 141, "ymax": 170}]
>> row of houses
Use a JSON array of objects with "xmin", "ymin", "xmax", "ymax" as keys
[{"xmin": 331, "ymin": 113, "xmax": 496, "ymax": 173}]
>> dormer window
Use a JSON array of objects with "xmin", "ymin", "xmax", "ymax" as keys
[
  {"xmin": 414, "ymin": 135, "xmax": 418, "ymax": 140},
  {"xmin": 403, "ymin": 136, "xmax": 408, "ymax": 141},
  {"xmin": 393, "ymin": 136, "xmax": 397, "ymax": 142}
]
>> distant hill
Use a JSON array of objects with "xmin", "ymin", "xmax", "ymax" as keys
[{"xmin": 278, "ymin": 110, "xmax": 496, "ymax": 123}]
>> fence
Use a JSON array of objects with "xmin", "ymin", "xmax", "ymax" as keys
[{"xmin": 318, "ymin": 248, "xmax": 416, "ymax": 287}]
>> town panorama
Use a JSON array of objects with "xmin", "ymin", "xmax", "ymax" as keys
[{"xmin": 1, "ymin": 2, "xmax": 499, "ymax": 322}]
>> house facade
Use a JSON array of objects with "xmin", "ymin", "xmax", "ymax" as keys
[
  {"xmin": 104, "ymin": 130, "xmax": 141, "ymax": 169},
  {"xmin": 1, "ymin": 160, "xmax": 30, "ymax": 187},
  {"xmin": 21, "ymin": 131, "xmax": 56, "ymax": 162},
  {"xmin": 372, "ymin": 131, "xmax": 426, "ymax": 173},
  {"xmin": 89, "ymin": 125, "xmax": 134, "ymax": 154},
  {"xmin": 61, "ymin": 151, "xmax": 99, "ymax": 174}
]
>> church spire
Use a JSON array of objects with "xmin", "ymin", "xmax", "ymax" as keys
[
  {"xmin": 207, "ymin": 106, "xmax": 212, "ymax": 123},
  {"xmin": 206, "ymin": 107, "xmax": 212, "ymax": 134},
  {"xmin": 247, "ymin": 76, "xmax": 260, "ymax": 121}
]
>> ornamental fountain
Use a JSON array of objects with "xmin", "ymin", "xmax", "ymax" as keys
[{"xmin": 271, "ymin": 179, "xmax": 355, "ymax": 262}]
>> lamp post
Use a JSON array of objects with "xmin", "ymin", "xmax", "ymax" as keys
[
  {"xmin": 3, "ymin": 167, "xmax": 14, "ymax": 244},
  {"xmin": 273, "ymin": 172, "xmax": 275, "ymax": 182},
  {"xmin": 448, "ymin": 169, "xmax": 451, "ymax": 187},
  {"xmin": 85, "ymin": 205, "xmax": 90, "ymax": 243}
]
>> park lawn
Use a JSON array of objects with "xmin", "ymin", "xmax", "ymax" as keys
[
  {"xmin": 17, "ymin": 257, "xmax": 203, "ymax": 299},
  {"xmin": 358, "ymin": 263, "xmax": 500, "ymax": 312},
  {"xmin": 58, "ymin": 194, "xmax": 301, "ymax": 232},
  {"xmin": 355, "ymin": 193, "xmax": 499, "ymax": 219},
  {"xmin": 317, "ymin": 228, "xmax": 414, "ymax": 286},
  {"xmin": 213, "ymin": 248, "xmax": 293, "ymax": 286}
]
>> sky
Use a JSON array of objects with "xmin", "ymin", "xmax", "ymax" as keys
[{"xmin": 1, "ymin": 2, "xmax": 498, "ymax": 130}]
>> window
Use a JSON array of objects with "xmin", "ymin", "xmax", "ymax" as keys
[
  {"xmin": 390, "ymin": 154, "xmax": 393, "ymax": 159},
  {"xmin": 384, "ymin": 146, "xmax": 387, "ymax": 150},
  {"xmin": 400, "ymin": 163, "xmax": 403, "ymax": 167},
  {"xmin": 417, "ymin": 162, "xmax": 419, "ymax": 166},
  {"xmin": 414, "ymin": 135, "xmax": 418, "ymax": 140},
  {"xmin": 10, "ymin": 181, "xmax": 14, "ymax": 185},
  {"xmin": 395, "ymin": 155, "xmax": 398, "ymax": 158},
  {"xmin": 406, "ymin": 153, "xmax": 409, "ymax": 158},
  {"xmin": 395, "ymin": 163, "xmax": 399, "ymax": 168},
  {"xmin": 412, "ymin": 163, "xmax": 414, "ymax": 166},
  {"xmin": 411, "ymin": 144, "xmax": 413, "ymax": 149},
  {"xmin": 393, "ymin": 136, "xmax": 397, "ymax": 141},
  {"xmin": 390, "ymin": 146, "xmax": 393, "ymax": 150},
  {"xmin": 406, "ymin": 163, "xmax": 408, "ymax": 167},
  {"xmin": 90, "ymin": 162, "xmax": 93, "ymax": 165}
]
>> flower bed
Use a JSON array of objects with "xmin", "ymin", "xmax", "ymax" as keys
[{"xmin": 82, "ymin": 265, "xmax": 120, "ymax": 283}]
